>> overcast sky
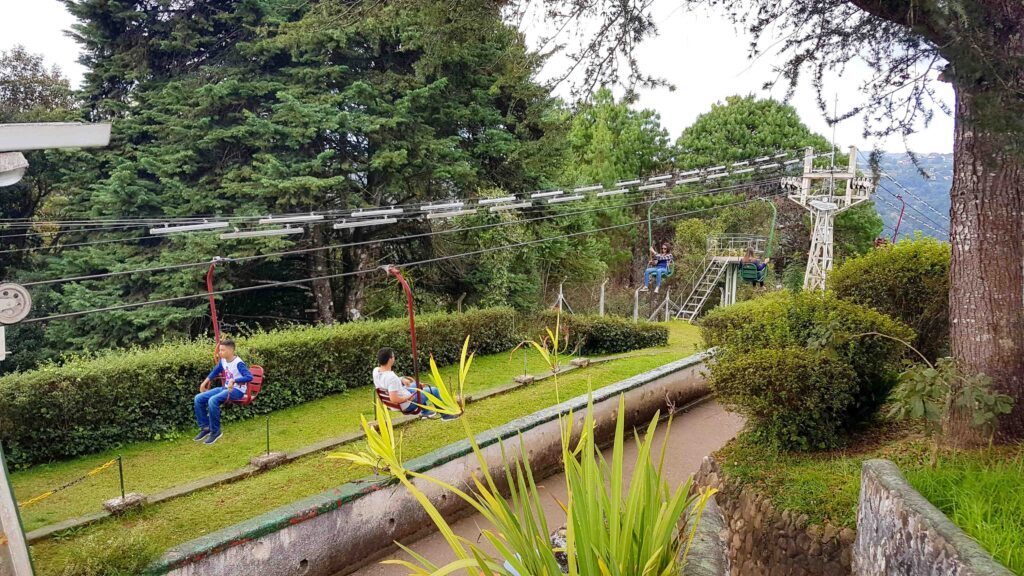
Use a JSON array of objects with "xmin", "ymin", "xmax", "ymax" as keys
[{"xmin": 1, "ymin": 0, "xmax": 954, "ymax": 154}]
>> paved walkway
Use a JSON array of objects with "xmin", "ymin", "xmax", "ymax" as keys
[{"xmin": 348, "ymin": 399, "xmax": 744, "ymax": 576}]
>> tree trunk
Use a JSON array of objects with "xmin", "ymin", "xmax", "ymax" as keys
[
  {"xmin": 944, "ymin": 86, "xmax": 1024, "ymax": 446},
  {"xmin": 309, "ymin": 226, "xmax": 336, "ymax": 325}
]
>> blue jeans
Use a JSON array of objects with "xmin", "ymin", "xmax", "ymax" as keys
[
  {"xmin": 194, "ymin": 386, "xmax": 245, "ymax": 435},
  {"xmin": 403, "ymin": 386, "xmax": 441, "ymax": 416},
  {"xmin": 644, "ymin": 267, "xmax": 667, "ymax": 288}
]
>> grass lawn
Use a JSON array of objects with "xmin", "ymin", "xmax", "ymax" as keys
[
  {"xmin": 27, "ymin": 321, "xmax": 702, "ymax": 575},
  {"xmin": 717, "ymin": 426, "xmax": 1024, "ymax": 574}
]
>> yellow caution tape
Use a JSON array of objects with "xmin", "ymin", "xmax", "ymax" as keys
[{"xmin": 18, "ymin": 458, "xmax": 118, "ymax": 509}]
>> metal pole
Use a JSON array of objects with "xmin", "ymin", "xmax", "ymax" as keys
[
  {"xmin": 892, "ymin": 195, "xmax": 906, "ymax": 243},
  {"xmin": 117, "ymin": 455, "xmax": 125, "ymax": 500},
  {"xmin": 0, "ymin": 442, "xmax": 34, "ymax": 575},
  {"xmin": 266, "ymin": 416, "xmax": 271, "ymax": 456},
  {"xmin": 386, "ymin": 267, "xmax": 421, "ymax": 389},
  {"xmin": 664, "ymin": 289, "xmax": 671, "ymax": 322},
  {"xmin": 522, "ymin": 347, "xmax": 527, "ymax": 376},
  {"xmin": 633, "ymin": 289, "xmax": 639, "ymax": 323},
  {"xmin": 599, "ymin": 279, "xmax": 607, "ymax": 317}
]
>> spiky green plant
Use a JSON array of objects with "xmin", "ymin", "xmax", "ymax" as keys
[
  {"xmin": 513, "ymin": 312, "xmax": 570, "ymax": 401},
  {"xmin": 332, "ymin": 335, "xmax": 714, "ymax": 576}
]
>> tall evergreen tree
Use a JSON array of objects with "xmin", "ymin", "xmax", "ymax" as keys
[{"xmin": 19, "ymin": 0, "xmax": 563, "ymax": 363}]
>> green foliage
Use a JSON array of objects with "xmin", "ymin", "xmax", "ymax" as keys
[
  {"xmin": 701, "ymin": 291, "xmax": 914, "ymax": 448},
  {"xmin": 0, "ymin": 309, "xmax": 520, "ymax": 467},
  {"xmin": 335, "ymin": 386, "xmax": 712, "ymax": 576},
  {"xmin": 61, "ymin": 531, "xmax": 160, "ymax": 576},
  {"xmin": 890, "ymin": 358, "xmax": 1013, "ymax": 459},
  {"xmin": 834, "ymin": 202, "xmax": 886, "ymax": 257},
  {"xmin": 906, "ymin": 453, "xmax": 1024, "ymax": 574},
  {"xmin": 710, "ymin": 347, "xmax": 858, "ymax": 450},
  {"xmin": 675, "ymin": 95, "xmax": 831, "ymax": 169},
  {"xmin": 11, "ymin": 0, "xmax": 566, "ymax": 367},
  {"xmin": 534, "ymin": 313, "xmax": 669, "ymax": 355},
  {"xmin": 831, "ymin": 236, "xmax": 950, "ymax": 359}
]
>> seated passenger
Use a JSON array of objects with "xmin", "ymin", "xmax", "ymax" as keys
[
  {"xmin": 194, "ymin": 338, "xmax": 252, "ymax": 445},
  {"xmin": 640, "ymin": 242, "xmax": 674, "ymax": 294},
  {"xmin": 373, "ymin": 347, "xmax": 448, "ymax": 420},
  {"xmin": 740, "ymin": 247, "xmax": 769, "ymax": 288}
]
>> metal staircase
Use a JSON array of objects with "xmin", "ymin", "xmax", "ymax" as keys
[{"xmin": 675, "ymin": 257, "xmax": 728, "ymax": 321}]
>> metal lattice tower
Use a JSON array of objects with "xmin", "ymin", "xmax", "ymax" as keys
[{"xmin": 782, "ymin": 147, "xmax": 875, "ymax": 291}]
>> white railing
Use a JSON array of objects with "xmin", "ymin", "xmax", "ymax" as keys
[{"xmin": 706, "ymin": 234, "xmax": 768, "ymax": 257}]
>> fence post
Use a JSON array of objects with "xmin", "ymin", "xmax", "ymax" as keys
[
  {"xmin": 664, "ymin": 288, "xmax": 671, "ymax": 322},
  {"xmin": 0, "ymin": 443, "xmax": 34, "ymax": 576},
  {"xmin": 117, "ymin": 455, "xmax": 125, "ymax": 500}
]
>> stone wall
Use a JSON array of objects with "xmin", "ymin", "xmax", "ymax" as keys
[
  {"xmin": 681, "ymin": 496, "xmax": 730, "ymax": 576},
  {"xmin": 693, "ymin": 456, "xmax": 855, "ymax": 576},
  {"xmin": 853, "ymin": 459, "xmax": 1013, "ymax": 576}
]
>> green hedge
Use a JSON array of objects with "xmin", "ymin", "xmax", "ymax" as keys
[
  {"xmin": 709, "ymin": 348, "xmax": 858, "ymax": 451},
  {"xmin": 0, "ymin": 309, "xmax": 519, "ymax": 467},
  {"xmin": 533, "ymin": 313, "xmax": 669, "ymax": 354},
  {"xmin": 830, "ymin": 237, "xmax": 950, "ymax": 360},
  {"xmin": 0, "ymin": 309, "xmax": 668, "ymax": 467},
  {"xmin": 701, "ymin": 291, "xmax": 914, "ymax": 448}
]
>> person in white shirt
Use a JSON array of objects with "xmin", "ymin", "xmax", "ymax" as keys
[
  {"xmin": 193, "ymin": 339, "xmax": 253, "ymax": 444},
  {"xmin": 373, "ymin": 347, "xmax": 446, "ymax": 420}
]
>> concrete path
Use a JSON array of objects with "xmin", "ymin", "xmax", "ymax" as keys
[{"xmin": 348, "ymin": 399, "xmax": 743, "ymax": 576}]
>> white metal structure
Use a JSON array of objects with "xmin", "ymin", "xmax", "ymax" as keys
[
  {"xmin": 675, "ymin": 235, "xmax": 769, "ymax": 322},
  {"xmin": 0, "ymin": 121, "xmax": 110, "ymax": 576},
  {"xmin": 784, "ymin": 147, "xmax": 874, "ymax": 291},
  {"xmin": 0, "ymin": 122, "xmax": 111, "ymax": 152}
]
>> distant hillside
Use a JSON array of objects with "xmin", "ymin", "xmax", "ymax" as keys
[{"xmin": 872, "ymin": 152, "xmax": 951, "ymax": 240}]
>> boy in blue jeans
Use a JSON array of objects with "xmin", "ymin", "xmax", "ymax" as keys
[{"xmin": 194, "ymin": 339, "xmax": 253, "ymax": 445}]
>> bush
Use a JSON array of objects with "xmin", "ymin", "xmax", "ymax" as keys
[
  {"xmin": 533, "ymin": 313, "xmax": 669, "ymax": 354},
  {"xmin": 0, "ymin": 309, "xmax": 520, "ymax": 467},
  {"xmin": 701, "ymin": 291, "xmax": 914, "ymax": 439},
  {"xmin": 830, "ymin": 237, "xmax": 950, "ymax": 360},
  {"xmin": 710, "ymin": 348, "xmax": 858, "ymax": 450}
]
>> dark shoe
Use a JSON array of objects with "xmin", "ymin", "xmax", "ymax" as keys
[
  {"xmin": 193, "ymin": 429, "xmax": 210, "ymax": 442},
  {"xmin": 440, "ymin": 414, "xmax": 461, "ymax": 422},
  {"xmin": 204, "ymin": 431, "xmax": 223, "ymax": 445}
]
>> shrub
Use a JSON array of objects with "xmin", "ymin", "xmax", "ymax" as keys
[
  {"xmin": 701, "ymin": 291, "xmax": 914, "ymax": 432},
  {"xmin": 0, "ymin": 309, "xmax": 520, "ymax": 467},
  {"xmin": 710, "ymin": 348, "xmax": 859, "ymax": 450},
  {"xmin": 830, "ymin": 236, "xmax": 949, "ymax": 360},
  {"xmin": 533, "ymin": 313, "xmax": 669, "ymax": 354}
]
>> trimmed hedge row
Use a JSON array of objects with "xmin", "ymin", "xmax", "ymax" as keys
[
  {"xmin": 0, "ymin": 309, "xmax": 666, "ymax": 466},
  {"xmin": 535, "ymin": 312, "xmax": 670, "ymax": 355}
]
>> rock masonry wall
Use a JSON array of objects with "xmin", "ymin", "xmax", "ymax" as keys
[
  {"xmin": 693, "ymin": 456, "xmax": 855, "ymax": 576},
  {"xmin": 853, "ymin": 459, "xmax": 1013, "ymax": 576}
]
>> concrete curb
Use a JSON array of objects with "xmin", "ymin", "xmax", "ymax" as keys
[
  {"xmin": 148, "ymin": 350, "xmax": 712, "ymax": 576},
  {"xmin": 25, "ymin": 349, "xmax": 657, "ymax": 543}
]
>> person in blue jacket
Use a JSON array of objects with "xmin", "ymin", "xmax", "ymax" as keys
[{"xmin": 193, "ymin": 338, "xmax": 253, "ymax": 445}]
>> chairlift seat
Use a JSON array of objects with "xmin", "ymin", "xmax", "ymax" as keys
[
  {"xmin": 375, "ymin": 386, "xmax": 420, "ymax": 414},
  {"xmin": 739, "ymin": 263, "xmax": 766, "ymax": 283},
  {"xmin": 223, "ymin": 365, "xmax": 265, "ymax": 406}
]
